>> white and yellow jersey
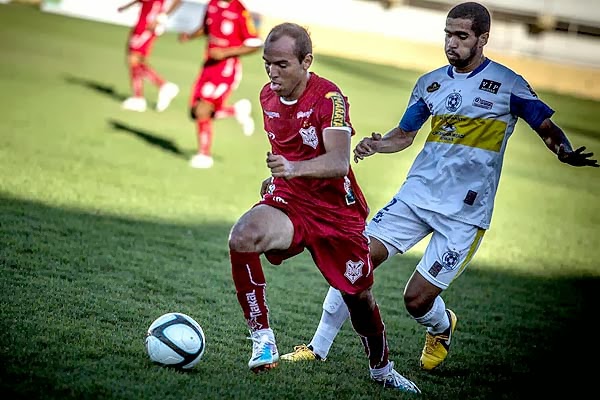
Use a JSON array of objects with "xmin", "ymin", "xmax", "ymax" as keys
[{"xmin": 396, "ymin": 59, "xmax": 554, "ymax": 229}]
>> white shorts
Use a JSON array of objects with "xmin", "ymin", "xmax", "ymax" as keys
[{"xmin": 366, "ymin": 197, "xmax": 485, "ymax": 289}]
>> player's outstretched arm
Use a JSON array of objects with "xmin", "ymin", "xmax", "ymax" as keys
[
  {"xmin": 117, "ymin": 0, "xmax": 138, "ymax": 13},
  {"xmin": 535, "ymin": 119, "xmax": 599, "ymax": 167},
  {"xmin": 353, "ymin": 126, "xmax": 417, "ymax": 163}
]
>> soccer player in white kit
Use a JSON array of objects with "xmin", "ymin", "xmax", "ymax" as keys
[{"xmin": 280, "ymin": 1, "xmax": 598, "ymax": 370}]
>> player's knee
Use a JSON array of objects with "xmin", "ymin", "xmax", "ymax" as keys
[{"xmin": 228, "ymin": 222, "xmax": 263, "ymax": 253}]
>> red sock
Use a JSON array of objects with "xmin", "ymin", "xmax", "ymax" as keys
[
  {"xmin": 346, "ymin": 297, "xmax": 389, "ymax": 369},
  {"xmin": 230, "ymin": 250, "xmax": 270, "ymax": 332},
  {"xmin": 130, "ymin": 64, "xmax": 144, "ymax": 97},
  {"xmin": 196, "ymin": 118, "xmax": 213, "ymax": 156},
  {"xmin": 215, "ymin": 104, "xmax": 235, "ymax": 119},
  {"xmin": 140, "ymin": 63, "xmax": 166, "ymax": 87}
]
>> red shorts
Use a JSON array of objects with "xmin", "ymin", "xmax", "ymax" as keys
[
  {"xmin": 189, "ymin": 57, "xmax": 242, "ymax": 112},
  {"xmin": 128, "ymin": 30, "xmax": 157, "ymax": 57},
  {"xmin": 259, "ymin": 195, "xmax": 373, "ymax": 295}
]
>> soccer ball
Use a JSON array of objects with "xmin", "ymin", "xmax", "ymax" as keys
[{"xmin": 145, "ymin": 312, "xmax": 206, "ymax": 369}]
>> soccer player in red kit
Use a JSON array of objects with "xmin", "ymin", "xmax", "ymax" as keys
[
  {"xmin": 118, "ymin": 0, "xmax": 182, "ymax": 112},
  {"xmin": 227, "ymin": 23, "xmax": 420, "ymax": 394},
  {"xmin": 178, "ymin": 0, "xmax": 263, "ymax": 169}
]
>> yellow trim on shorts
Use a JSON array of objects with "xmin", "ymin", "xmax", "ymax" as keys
[{"xmin": 451, "ymin": 228, "xmax": 485, "ymax": 283}]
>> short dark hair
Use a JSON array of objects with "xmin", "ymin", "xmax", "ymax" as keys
[
  {"xmin": 447, "ymin": 2, "xmax": 491, "ymax": 36},
  {"xmin": 265, "ymin": 22, "xmax": 312, "ymax": 63}
]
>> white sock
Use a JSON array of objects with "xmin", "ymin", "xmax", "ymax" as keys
[
  {"xmin": 414, "ymin": 296, "xmax": 449, "ymax": 335},
  {"xmin": 308, "ymin": 287, "xmax": 349, "ymax": 359},
  {"xmin": 370, "ymin": 361, "xmax": 392, "ymax": 379}
]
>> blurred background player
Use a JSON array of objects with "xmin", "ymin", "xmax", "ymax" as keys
[
  {"xmin": 118, "ymin": 0, "xmax": 182, "ymax": 112},
  {"xmin": 178, "ymin": 0, "xmax": 263, "ymax": 169}
]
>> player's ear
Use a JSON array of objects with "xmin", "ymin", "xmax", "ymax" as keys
[
  {"xmin": 302, "ymin": 53, "xmax": 313, "ymax": 71},
  {"xmin": 478, "ymin": 32, "xmax": 489, "ymax": 47}
]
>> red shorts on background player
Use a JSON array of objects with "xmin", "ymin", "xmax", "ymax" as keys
[
  {"xmin": 118, "ymin": 0, "xmax": 182, "ymax": 112},
  {"xmin": 178, "ymin": 0, "xmax": 263, "ymax": 169}
]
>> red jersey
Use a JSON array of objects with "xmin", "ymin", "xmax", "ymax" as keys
[
  {"xmin": 202, "ymin": 0, "xmax": 260, "ymax": 63},
  {"xmin": 134, "ymin": 0, "xmax": 165, "ymax": 34},
  {"xmin": 260, "ymin": 73, "xmax": 370, "ymax": 224}
]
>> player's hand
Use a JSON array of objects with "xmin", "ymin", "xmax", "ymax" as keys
[
  {"xmin": 259, "ymin": 177, "xmax": 273, "ymax": 197},
  {"xmin": 267, "ymin": 152, "xmax": 296, "ymax": 179},
  {"xmin": 208, "ymin": 48, "xmax": 228, "ymax": 61},
  {"xmin": 557, "ymin": 144, "xmax": 599, "ymax": 167},
  {"xmin": 117, "ymin": 6, "xmax": 127, "ymax": 12},
  {"xmin": 178, "ymin": 33, "xmax": 191, "ymax": 42},
  {"xmin": 353, "ymin": 132, "xmax": 382, "ymax": 163}
]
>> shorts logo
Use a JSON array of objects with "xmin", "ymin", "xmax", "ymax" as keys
[
  {"xmin": 479, "ymin": 79, "xmax": 501, "ymax": 94},
  {"xmin": 325, "ymin": 91, "xmax": 347, "ymax": 127},
  {"xmin": 472, "ymin": 97, "xmax": 493, "ymax": 110},
  {"xmin": 445, "ymin": 92, "xmax": 462, "ymax": 112},
  {"xmin": 428, "ymin": 261, "xmax": 443, "ymax": 277},
  {"xmin": 427, "ymin": 81, "xmax": 441, "ymax": 93},
  {"xmin": 299, "ymin": 125, "xmax": 318, "ymax": 149},
  {"xmin": 344, "ymin": 260, "xmax": 364, "ymax": 284},
  {"xmin": 441, "ymin": 251, "xmax": 460, "ymax": 270}
]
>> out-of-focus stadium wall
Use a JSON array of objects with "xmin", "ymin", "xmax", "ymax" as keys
[{"xmin": 36, "ymin": 0, "xmax": 600, "ymax": 100}]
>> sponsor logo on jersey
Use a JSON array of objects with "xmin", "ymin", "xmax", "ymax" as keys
[
  {"xmin": 344, "ymin": 260, "xmax": 364, "ymax": 284},
  {"xmin": 297, "ymin": 109, "xmax": 313, "ymax": 119},
  {"xmin": 267, "ymin": 131, "xmax": 276, "ymax": 140},
  {"xmin": 479, "ymin": 79, "xmax": 502, "ymax": 94},
  {"xmin": 426, "ymin": 81, "xmax": 441, "ymax": 93},
  {"xmin": 299, "ymin": 125, "xmax": 319, "ymax": 149},
  {"xmin": 445, "ymin": 91, "xmax": 462, "ymax": 112},
  {"xmin": 472, "ymin": 97, "xmax": 493, "ymax": 110},
  {"xmin": 264, "ymin": 110, "xmax": 280, "ymax": 118},
  {"xmin": 325, "ymin": 91, "xmax": 346, "ymax": 127}
]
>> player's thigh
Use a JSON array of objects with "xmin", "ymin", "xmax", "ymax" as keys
[
  {"xmin": 229, "ymin": 204, "xmax": 293, "ymax": 252},
  {"xmin": 366, "ymin": 197, "xmax": 432, "ymax": 255},
  {"xmin": 416, "ymin": 218, "xmax": 485, "ymax": 290},
  {"xmin": 310, "ymin": 230, "xmax": 372, "ymax": 295}
]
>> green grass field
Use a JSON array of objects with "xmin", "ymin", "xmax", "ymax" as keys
[{"xmin": 1, "ymin": 3, "xmax": 599, "ymax": 399}]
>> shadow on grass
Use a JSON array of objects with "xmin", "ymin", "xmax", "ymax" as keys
[
  {"xmin": 108, "ymin": 119, "xmax": 188, "ymax": 159},
  {"xmin": 64, "ymin": 75, "xmax": 128, "ymax": 102},
  {"xmin": 0, "ymin": 194, "xmax": 598, "ymax": 399}
]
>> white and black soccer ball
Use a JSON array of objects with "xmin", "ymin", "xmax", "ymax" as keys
[{"xmin": 145, "ymin": 312, "xmax": 206, "ymax": 369}]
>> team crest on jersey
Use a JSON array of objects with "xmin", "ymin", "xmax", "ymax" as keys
[
  {"xmin": 426, "ymin": 81, "xmax": 441, "ymax": 93},
  {"xmin": 325, "ymin": 92, "xmax": 346, "ymax": 127},
  {"xmin": 479, "ymin": 79, "xmax": 502, "ymax": 94},
  {"xmin": 344, "ymin": 260, "xmax": 364, "ymax": 284},
  {"xmin": 299, "ymin": 125, "xmax": 319, "ymax": 149},
  {"xmin": 441, "ymin": 250, "xmax": 460, "ymax": 270},
  {"xmin": 445, "ymin": 91, "xmax": 462, "ymax": 112}
]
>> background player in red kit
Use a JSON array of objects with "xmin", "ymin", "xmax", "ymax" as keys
[
  {"xmin": 178, "ymin": 0, "xmax": 263, "ymax": 169},
  {"xmin": 227, "ymin": 22, "xmax": 420, "ymax": 394},
  {"xmin": 118, "ymin": 0, "xmax": 182, "ymax": 112}
]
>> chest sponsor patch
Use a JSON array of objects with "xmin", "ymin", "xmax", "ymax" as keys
[
  {"xmin": 427, "ymin": 81, "xmax": 440, "ymax": 93},
  {"xmin": 472, "ymin": 97, "xmax": 493, "ymax": 110},
  {"xmin": 325, "ymin": 91, "xmax": 346, "ymax": 127},
  {"xmin": 479, "ymin": 79, "xmax": 502, "ymax": 94}
]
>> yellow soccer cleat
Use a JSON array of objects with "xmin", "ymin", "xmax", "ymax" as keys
[
  {"xmin": 420, "ymin": 309, "xmax": 457, "ymax": 371},
  {"xmin": 280, "ymin": 345, "xmax": 325, "ymax": 362}
]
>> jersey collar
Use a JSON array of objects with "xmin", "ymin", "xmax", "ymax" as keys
[{"xmin": 446, "ymin": 58, "xmax": 491, "ymax": 79}]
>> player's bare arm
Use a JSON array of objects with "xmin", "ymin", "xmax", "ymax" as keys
[
  {"xmin": 353, "ymin": 126, "xmax": 417, "ymax": 163},
  {"xmin": 266, "ymin": 128, "xmax": 351, "ymax": 179},
  {"xmin": 208, "ymin": 45, "xmax": 262, "ymax": 61},
  {"xmin": 179, "ymin": 25, "xmax": 206, "ymax": 42},
  {"xmin": 535, "ymin": 118, "xmax": 598, "ymax": 167},
  {"xmin": 117, "ymin": 0, "xmax": 138, "ymax": 12}
]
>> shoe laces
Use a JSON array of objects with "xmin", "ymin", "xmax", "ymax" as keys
[{"xmin": 424, "ymin": 331, "xmax": 449, "ymax": 354}]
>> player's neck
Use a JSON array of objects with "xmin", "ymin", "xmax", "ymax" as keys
[
  {"xmin": 280, "ymin": 71, "xmax": 311, "ymax": 103},
  {"xmin": 454, "ymin": 53, "xmax": 486, "ymax": 74}
]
